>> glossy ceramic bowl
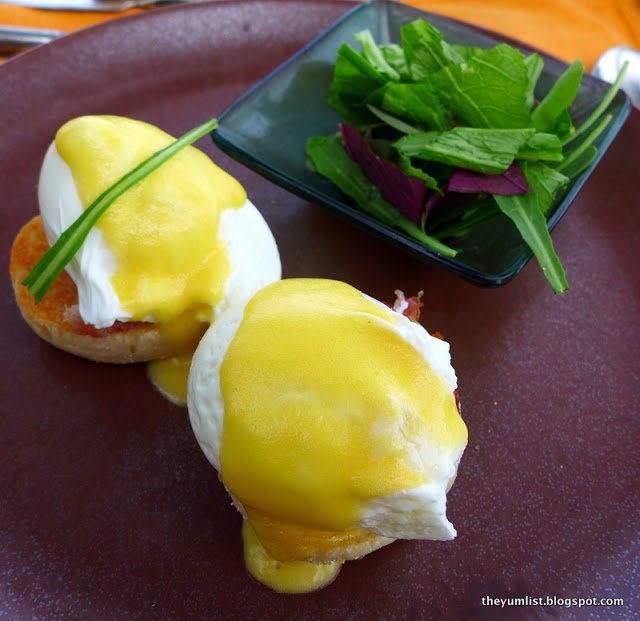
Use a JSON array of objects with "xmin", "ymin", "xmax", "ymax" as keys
[{"xmin": 213, "ymin": 0, "xmax": 631, "ymax": 287}]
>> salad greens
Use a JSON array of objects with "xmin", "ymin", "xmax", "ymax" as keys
[
  {"xmin": 308, "ymin": 133, "xmax": 456, "ymax": 257},
  {"xmin": 306, "ymin": 18, "xmax": 627, "ymax": 293},
  {"xmin": 23, "ymin": 118, "xmax": 219, "ymax": 303}
]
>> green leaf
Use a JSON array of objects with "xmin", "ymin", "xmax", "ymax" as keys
[
  {"xmin": 563, "ymin": 61, "xmax": 628, "ymax": 146},
  {"xmin": 496, "ymin": 195, "xmax": 567, "ymax": 292},
  {"xmin": 430, "ymin": 198, "xmax": 501, "ymax": 239},
  {"xmin": 524, "ymin": 53, "xmax": 544, "ymax": 109},
  {"xmin": 450, "ymin": 44, "xmax": 485, "ymax": 63},
  {"xmin": 557, "ymin": 145, "xmax": 597, "ymax": 179},
  {"xmin": 305, "ymin": 134, "xmax": 456, "ymax": 256},
  {"xmin": 517, "ymin": 132, "xmax": 563, "ymax": 162},
  {"xmin": 550, "ymin": 109, "xmax": 575, "ymax": 140},
  {"xmin": 493, "ymin": 162, "xmax": 570, "ymax": 292},
  {"xmin": 22, "ymin": 118, "xmax": 219, "ymax": 303},
  {"xmin": 395, "ymin": 127, "xmax": 535, "ymax": 173},
  {"xmin": 401, "ymin": 19, "xmax": 462, "ymax": 79},
  {"xmin": 430, "ymin": 44, "xmax": 532, "ymax": 128},
  {"xmin": 396, "ymin": 152, "xmax": 441, "ymax": 192},
  {"xmin": 518, "ymin": 161, "xmax": 570, "ymax": 216},
  {"xmin": 381, "ymin": 81, "xmax": 450, "ymax": 130},
  {"xmin": 379, "ymin": 43, "xmax": 411, "ymax": 80},
  {"xmin": 354, "ymin": 30, "xmax": 401, "ymax": 81},
  {"xmin": 326, "ymin": 43, "xmax": 391, "ymax": 120},
  {"xmin": 367, "ymin": 104, "xmax": 421, "ymax": 135},
  {"xmin": 530, "ymin": 60, "xmax": 584, "ymax": 132},
  {"xmin": 556, "ymin": 113, "xmax": 612, "ymax": 174}
]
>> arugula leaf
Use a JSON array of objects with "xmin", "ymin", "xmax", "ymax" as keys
[
  {"xmin": 401, "ymin": 19, "xmax": 462, "ymax": 79},
  {"xmin": 493, "ymin": 162, "xmax": 570, "ymax": 292},
  {"xmin": 550, "ymin": 110, "xmax": 574, "ymax": 140},
  {"xmin": 515, "ymin": 161, "xmax": 570, "ymax": 215},
  {"xmin": 563, "ymin": 61, "xmax": 627, "ymax": 146},
  {"xmin": 524, "ymin": 53, "xmax": 544, "ymax": 109},
  {"xmin": 367, "ymin": 104, "xmax": 420, "ymax": 135},
  {"xmin": 517, "ymin": 132, "xmax": 563, "ymax": 162},
  {"xmin": 381, "ymin": 81, "xmax": 450, "ymax": 130},
  {"xmin": 395, "ymin": 127, "xmax": 535, "ymax": 173},
  {"xmin": 305, "ymin": 134, "xmax": 456, "ymax": 256},
  {"xmin": 530, "ymin": 60, "xmax": 584, "ymax": 132},
  {"xmin": 326, "ymin": 43, "xmax": 390, "ymax": 121},
  {"xmin": 329, "ymin": 42, "xmax": 389, "ymax": 97},
  {"xmin": 430, "ymin": 44, "xmax": 532, "ymax": 128},
  {"xmin": 450, "ymin": 44, "xmax": 485, "ymax": 63},
  {"xmin": 354, "ymin": 30, "xmax": 401, "ymax": 81},
  {"xmin": 396, "ymin": 152, "xmax": 441, "ymax": 192},
  {"xmin": 379, "ymin": 43, "xmax": 411, "ymax": 80},
  {"xmin": 557, "ymin": 145, "xmax": 597, "ymax": 179},
  {"xmin": 430, "ymin": 197, "xmax": 501, "ymax": 239},
  {"xmin": 556, "ymin": 113, "xmax": 612, "ymax": 175}
]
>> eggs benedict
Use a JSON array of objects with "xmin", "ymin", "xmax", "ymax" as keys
[
  {"xmin": 188, "ymin": 278, "xmax": 467, "ymax": 593},
  {"xmin": 10, "ymin": 115, "xmax": 281, "ymax": 402}
]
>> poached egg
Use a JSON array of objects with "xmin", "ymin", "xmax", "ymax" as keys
[
  {"xmin": 38, "ymin": 115, "xmax": 281, "ymax": 402},
  {"xmin": 188, "ymin": 278, "xmax": 467, "ymax": 592}
]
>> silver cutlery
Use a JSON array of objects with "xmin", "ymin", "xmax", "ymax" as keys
[
  {"xmin": 0, "ymin": 25, "xmax": 61, "ymax": 53},
  {"xmin": 0, "ymin": 0, "xmax": 191, "ymax": 11}
]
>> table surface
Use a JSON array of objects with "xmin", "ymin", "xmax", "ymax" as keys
[
  {"xmin": 1, "ymin": 0, "xmax": 639, "ymax": 67},
  {"xmin": 0, "ymin": 2, "xmax": 638, "ymax": 620}
]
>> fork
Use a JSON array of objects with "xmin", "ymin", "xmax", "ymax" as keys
[
  {"xmin": 0, "ymin": 25, "xmax": 61, "ymax": 53},
  {"xmin": 0, "ymin": 0, "xmax": 191, "ymax": 11}
]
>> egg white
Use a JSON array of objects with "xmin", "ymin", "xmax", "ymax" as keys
[
  {"xmin": 38, "ymin": 142, "xmax": 281, "ymax": 329},
  {"xmin": 187, "ymin": 291, "xmax": 464, "ymax": 542}
]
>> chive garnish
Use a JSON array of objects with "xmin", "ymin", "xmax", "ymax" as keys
[{"xmin": 22, "ymin": 117, "xmax": 219, "ymax": 303}]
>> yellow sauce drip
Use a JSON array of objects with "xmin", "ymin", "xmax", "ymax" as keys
[
  {"xmin": 56, "ymin": 116, "xmax": 247, "ymax": 402},
  {"xmin": 146, "ymin": 306, "xmax": 210, "ymax": 405},
  {"xmin": 242, "ymin": 520, "xmax": 341, "ymax": 594},
  {"xmin": 147, "ymin": 354, "xmax": 193, "ymax": 407},
  {"xmin": 219, "ymin": 279, "xmax": 467, "ymax": 561}
]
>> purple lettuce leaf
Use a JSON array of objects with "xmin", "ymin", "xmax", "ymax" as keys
[
  {"xmin": 447, "ymin": 161, "xmax": 530, "ymax": 195},
  {"xmin": 340, "ymin": 123, "xmax": 425, "ymax": 225}
]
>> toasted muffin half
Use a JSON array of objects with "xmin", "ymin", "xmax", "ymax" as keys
[{"xmin": 10, "ymin": 216, "xmax": 173, "ymax": 363}]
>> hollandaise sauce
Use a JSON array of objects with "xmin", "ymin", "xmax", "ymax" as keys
[
  {"xmin": 55, "ymin": 116, "xmax": 247, "ymax": 402},
  {"xmin": 147, "ymin": 307, "xmax": 211, "ymax": 406},
  {"xmin": 147, "ymin": 353, "xmax": 193, "ymax": 406},
  {"xmin": 243, "ymin": 520, "xmax": 342, "ymax": 594},
  {"xmin": 218, "ymin": 279, "xmax": 467, "ymax": 590}
]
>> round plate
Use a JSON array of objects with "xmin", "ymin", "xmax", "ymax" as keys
[{"xmin": 0, "ymin": 2, "xmax": 638, "ymax": 619}]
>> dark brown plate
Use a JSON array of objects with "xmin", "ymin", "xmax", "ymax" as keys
[{"xmin": 0, "ymin": 2, "xmax": 638, "ymax": 619}]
